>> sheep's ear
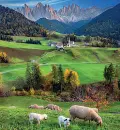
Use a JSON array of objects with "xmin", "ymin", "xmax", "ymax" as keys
[
  {"xmin": 64, "ymin": 119, "xmax": 67, "ymax": 121},
  {"xmin": 69, "ymin": 119, "xmax": 71, "ymax": 122}
]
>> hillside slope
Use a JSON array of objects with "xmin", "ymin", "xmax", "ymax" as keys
[
  {"xmin": 75, "ymin": 3, "xmax": 120, "ymax": 40},
  {"xmin": 0, "ymin": 5, "xmax": 46, "ymax": 36},
  {"xmin": 36, "ymin": 18, "xmax": 75, "ymax": 34},
  {"xmin": 37, "ymin": 18, "xmax": 90, "ymax": 34}
]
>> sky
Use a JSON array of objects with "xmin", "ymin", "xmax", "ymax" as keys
[{"xmin": 1, "ymin": 0, "xmax": 120, "ymax": 10}]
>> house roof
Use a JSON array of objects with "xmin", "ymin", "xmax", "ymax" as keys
[{"xmin": 56, "ymin": 42, "xmax": 63, "ymax": 46}]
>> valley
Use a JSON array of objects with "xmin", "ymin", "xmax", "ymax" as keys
[
  {"xmin": 0, "ymin": 36, "xmax": 120, "ymax": 85},
  {"xmin": 0, "ymin": 1, "xmax": 120, "ymax": 130}
]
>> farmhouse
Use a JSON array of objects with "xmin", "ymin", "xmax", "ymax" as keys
[
  {"xmin": 56, "ymin": 42, "xmax": 64, "ymax": 51},
  {"xmin": 48, "ymin": 42, "xmax": 57, "ymax": 47}
]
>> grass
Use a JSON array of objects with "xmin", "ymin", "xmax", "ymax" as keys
[
  {"xmin": 0, "ymin": 36, "xmax": 120, "ymax": 85},
  {"xmin": 1, "ymin": 47, "xmax": 120, "ymax": 84},
  {"xmin": 0, "ymin": 96, "xmax": 120, "ymax": 130},
  {"xmin": 0, "ymin": 40, "xmax": 52, "ymax": 50},
  {"xmin": 0, "ymin": 63, "xmax": 106, "ymax": 84}
]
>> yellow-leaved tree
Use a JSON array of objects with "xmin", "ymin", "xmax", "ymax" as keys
[
  {"xmin": 70, "ymin": 71, "xmax": 80, "ymax": 88},
  {"xmin": 64, "ymin": 69, "xmax": 80, "ymax": 90}
]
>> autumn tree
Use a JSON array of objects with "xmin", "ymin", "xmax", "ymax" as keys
[
  {"xmin": 70, "ymin": 71, "xmax": 80, "ymax": 89},
  {"xmin": 0, "ymin": 52, "xmax": 9, "ymax": 63},
  {"xmin": 64, "ymin": 69, "xmax": 80, "ymax": 90}
]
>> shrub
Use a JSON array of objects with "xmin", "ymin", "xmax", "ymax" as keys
[
  {"xmin": 29, "ymin": 88, "xmax": 35, "ymax": 95},
  {"xmin": 13, "ymin": 77, "xmax": 26, "ymax": 91},
  {"xmin": 60, "ymin": 92, "xmax": 71, "ymax": 102},
  {"xmin": 0, "ymin": 52, "xmax": 9, "ymax": 63},
  {"xmin": 11, "ymin": 87, "xmax": 16, "ymax": 96},
  {"xmin": 22, "ymin": 89, "xmax": 29, "ymax": 96},
  {"xmin": 25, "ymin": 38, "xmax": 41, "ymax": 45}
]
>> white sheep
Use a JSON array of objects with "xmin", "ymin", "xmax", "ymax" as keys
[
  {"xmin": 69, "ymin": 105, "xmax": 102, "ymax": 126},
  {"xmin": 58, "ymin": 116, "xmax": 71, "ymax": 128},
  {"xmin": 29, "ymin": 113, "xmax": 48, "ymax": 124}
]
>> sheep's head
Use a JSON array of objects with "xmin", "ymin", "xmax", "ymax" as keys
[
  {"xmin": 64, "ymin": 118, "xmax": 71, "ymax": 127},
  {"xmin": 97, "ymin": 117, "xmax": 102, "ymax": 126},
  {"xmin": 44, "ymin": 114, "xmax": 48, "ymax": 120}
]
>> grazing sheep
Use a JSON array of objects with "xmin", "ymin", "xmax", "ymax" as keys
[
  {"xmin": 58, "ymin": 116, "xmax": 71, "ymax": 128},
  {"xmin": 92, "ymin": 108, "xmax": 98, "ymax": 113},
  {"xmin": 45, "ymin": 104, "xmax": 62, "ymax": 111},
  {"xmin": 29, "ymin": 104, "xmax": 44, "ymax": 109},
  {"xmin": 29, "ymin": 113, "xmax": 47, "ymax": 124},
  {"xmin": 69, "ymin": 105, "xmax": 102, "ymax": 126}
]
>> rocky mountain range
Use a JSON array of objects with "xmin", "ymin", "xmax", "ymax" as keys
[{"xmin": 16, "ymin": 3, "xmax": 107, "ymax": 23}]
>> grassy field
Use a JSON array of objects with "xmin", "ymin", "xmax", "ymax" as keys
[
  {"xmin": 0, "ymin": 63, "xmax": 106, "ymax": 84},
  {"xmin": 0, "ymin": 36, "xmax": 120, "ymax": 85},
  {"xmin": 0, "ymin": 40, "xmax": 52, "ymax": 50},
  {"xmin": 0, "ymin": 96, "xmax": 120, "ymax": 130}
]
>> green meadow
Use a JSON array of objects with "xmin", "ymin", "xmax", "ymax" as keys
[
  {"xmin": 0, "ymin": 96, "xmax": 120, "ymax": 130},
  {"xmin": 0, "ymin": 36, "xmax": 120, "ymax": 85}
]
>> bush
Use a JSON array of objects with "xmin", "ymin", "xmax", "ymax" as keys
[
  {"xmin": 11, "ymin": 87, "xmax": 16, "ymax": 96},
  {"xmin": 0, "ymin": 52, "xmax": 9, "ymax": 63},
  {"xmin": 0, "ymin": 34, "xmax": 13, "ymax": 41},
  {"xmin": 13, "ymin": 77, "xmax": 26, "ymax": 91},
  {"xmin": 25, "ymin": 38, "xmax": 41, "ymax": 45},
  {"xmin": 60, "ymin": 92, "xmax": 71, "ymax": 102},
  {"xmin": 29, "ymin": 88, "xmax": 35, "ymax": 95},
  {"xmin": 22, "ymin": 89, "xmax": 29, "ymax": 96}
]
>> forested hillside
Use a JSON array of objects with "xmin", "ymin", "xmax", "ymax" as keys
[
  {"xmin": 0, "ymin": 5, "xmax": 47, "ymax": 37},
  {"xmin": 75, "ymin": 3, "xmax": 120, "ymax": 40}
]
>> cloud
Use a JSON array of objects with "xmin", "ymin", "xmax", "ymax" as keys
[{"xmin": 1, "ymin": 0, "xmax": 70, "ymax": 7}]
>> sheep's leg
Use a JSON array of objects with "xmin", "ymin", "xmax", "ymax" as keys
[
  {"xmin": 89, "ymin": 120, "xmax": 91, "ymax": 127},
  {"xmin": 70, "ymin": 116, "xmax": 75, "ymax": 122},
  {"xmin": 37, "ymin": 120, "xmax": 40, "ymax": 125},
  {"xmin": 29, "ymin": 118, "xmax": 33, "ymax": 124},
  {"xmin": 59, "ymin": 122, "xmax": 62, "ymax": 128},
  {"xmin": 64, "ymin": 124, "xmax": 66, "ymax": 128}
]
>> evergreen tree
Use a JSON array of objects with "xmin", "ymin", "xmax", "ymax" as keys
[
  {"xmin": 104, "ymin": 63, "xmax": 115, "ymax": 83},
  {"xmin": 0, "ymin": 73, "xmax": 3, "ymax": 96},
  {"xmin": 0, "ymin": 73, "xmax": 3, "ymax": 87},
  {"xmin": 32, "ymin": 63, "xmax": 43, "ymax": 90},
  {"xmin": 108, "ymin": 63, "xmax": 115, "ymax": 83},
  {"xmin": 51, "ymin": 65, "xmax": 59, "ymax": 92},
  {"xmin": 52, "ymin": 65, "xmax": 58, "ymax": 85},
  {"xmin": 104, "ymin": 65, "xmax": 109, "ymax": 82},
  {"xmin": 25, "ymin": 63, "xmax": 33, "ymax": 91},
  {"xmin": 58, "ymin": 65, "xmax": 64, "ymax": 92}
]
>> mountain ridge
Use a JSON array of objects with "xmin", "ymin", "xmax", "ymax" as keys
[
  {"xmin": 16, "ymin": 3, "xmax": 107, "ymax": 23},
  {"xmin": 0, "ymin": 5, "xmax": 47, "ymax": 37},
  {"xmin": 75, "ymin": 3, "xmax": 120, "ymax": 40},
  {"xmin": 36, "ymin": 18, "xmax": 90, "ymax": 34}
]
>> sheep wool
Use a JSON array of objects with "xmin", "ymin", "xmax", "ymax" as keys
[
  {"xmin": 29, "ymin": 113, "xmax": 47, "ymax": 124},
  {"xmin": 69, "ymin": 105, "xmax": 102, "ymax": 126},
  {"xmin": 45, "ymin": 104, "xmax": 62, "ymax": 111}
]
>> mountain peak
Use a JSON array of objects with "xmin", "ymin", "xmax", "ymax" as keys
[
  {"xmin": 36, "ymin": 2, "xmax": 43, "ymax": 8},
  {"xmin": 16, "ymin": 2, "xmax": 106, "ymax": 23},
  {"xmin": 24, "ymin": 4, "xmax": 29, "ymax": 8}
]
